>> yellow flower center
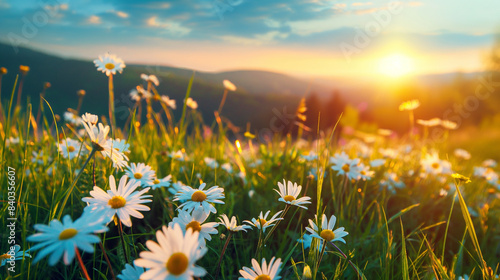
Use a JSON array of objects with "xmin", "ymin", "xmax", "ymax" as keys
[
  {"xmin": 284, "ymin": 195, "xmax": 295, "ymax": 202},
  {"xmin": 258, "ymin": 219, "xmax": 267, "ymax": 226},
  {"xmin": 0, "ymin": 254, "xmax": 11, "ymax": 261},
  {"xmin": 108, "ymin": 196, "xmax": 126, "ymax": 209},
  {"xmin": 360, "ymin": 170, "xmax": 366, "ymax": 175},
  {"xmin": 166, "ymin": 252, "xmax": 189, "ymax": 276},
  {"xmin": 105, "ymin": 63, "xmax": 115, "ymax": 70},
  {"xmin": 68, "ymin": 146, "xmax": 76, "ymax": 152},
  {"xmin": 320, "ymin": 229, "xmax": 336, "ymax": 241},
  {"xmin": 342, "ymin": 164, "xmax": 350, "ymax": 172},
  {"xmin": 153, "ymin": 179, "xmax": 160, "ymax": 185},
  {"xmin": 432, "ymin": 162, "xmax": 440, "ymax": 169},
  {"xmin": 186, "ymin": 221, "xmax": 202, "ymax": 232},
  {"xmin": 134, "ymin": 173, "xmax": 143, "ymax": 179},
  {"xmin": 59, "ymin": 228, "xmax": 78, "ymax": 240},
  {"xmin": 191, "ymin": 191, "xmax": 207, "ymax": 202},
  {"xmin": 255, "ymin": 275, "xmax": 271, "ymax": 280}
]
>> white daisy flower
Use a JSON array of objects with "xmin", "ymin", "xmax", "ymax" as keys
[
  {"xmin": 125, "ymin": 163, "xmax": 156, "ymax": 187},
  {"xmin": 221, "ymin": 163, "xmax": 233, "ymax": 173},
  {"xmin": 482, "ymin": 159, "xmax": 497, "ymax": 168},
  {"xmin": 204, "ymin": 157, "xmax": 219, "ymax": 169},
  {"xmin": 174, "ymin": 183, "xmax": 225, "ymax": 214},
  {"xmin": 134, "ymin": 224, "xmax": 207, "ymax": 279},
  {"xmin": 169, "ymin": 208, "xmax": 218, "ymax": 246},
  {"xmin": 380, "ymin": 172, "xmax": 405, "ymax": 192},
  {"xmin": 218, "ymin": 214, "xmax": 251, "ymax": 232},
  {"xmin": 274, "ymin": 180, "xmax": 311, "ymax": 209},
  {"xmin": 169, "ymin": 150, "xmax": 187, "ymax": 161},
  {"xmin": 141, "ymin": 73, "xmax": 159, "ymax": 86},
  {"xmin": 223, "ymin": 79, "xmax": 236, "ymax": 91},
  {"xmin": 185, "ymin": 97, "xmax": 198, "ymax": 110},
  {"xmin": 63, "ymin": 111, "xmax": 82, "ymax": 126},
  {"xmin": 130, "ymin": 87, "xmax": 152, "ymax": 102},
  {"xmin": 379, "ymin": 148, "xmax": 398, "ymax": 159},
  {"xmin": 301, "ymin": 151, "xmax": 318, "ymax": 162},
  {"xmin": 297, "ymin": 233, "xmax": 323, "ymax": 250},
  {"xmin": 27, "ymin": 212, "xmax": 108, "ymax": 265},
  {"xmin": 330, "ymin": 152, "xmax": 362, "ymax": 180},
  {"xmin": 239, "ymin": 257, "xmax": 282, "ymax": 280},
  {"xmin": 161, "ymin": 95, "xmax": 176, "ymax": 109},
  {"xmin": 0, "ymin": 245, "xmax": 31, "ymax": 267},
  {"xmin": 6, "ymin": 137, "xmax": 20, "ymax": 146},
  {"xmin": 117, "ymin": 263, "xmax": 145, "ymax": 280},
  {"xmin": 453, "ymin": 148, "xmax": 471, "ymax": 160},
  {"xmin": 305, "ymin": 214, "xmax": 348, "ymax": 244},
  {"xmin": 149, "ymin": 175, "xmax": 172, "ymax": 190},
  {"xmin": 94, "ymin": 53, "xmax": 125, "ymax": 76},
  {"xmin": 110, "ymin": 138, "xmax": 130, "ymax": 154},
  {"xmin": 82, "ymin": 175, "xmax": 152, "ymax": 227},
  {"xmin": 82, "ymin": 113, "xmax": 98, "ymax": 126},
  {"xmin": 358, "ymin": 163, "xmax": 374, "ymax": 181},
  {"xmin": 82, "ymin": 120, "xmax": 109, "ymax": 151},
  {"xmin": 244, "ymin": 210, "xmax": 283, "ymax": 233},
  {"xmin": 420, "ymin": 152, "xmax": 452, "ymax": 177},
  {"xmin": 369, "ymin": 159, "xmax": 386, "ymax": 168},
  {"xmin": 58, "ymin": 138, "xmax": 82, "ymax": 159},
  {"xmin": 169, "ymin": 181, "xmax": 187, "ymax": 196}
]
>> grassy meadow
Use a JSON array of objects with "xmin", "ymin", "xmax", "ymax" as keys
[{"xmin": 0, "ymin": 59, "xmax": 500, "ymax": 280}]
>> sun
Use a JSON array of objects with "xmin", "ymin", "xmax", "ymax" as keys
[{"xmin": 377, "ymin": 54, "xmax": 414, "ymax": 78}]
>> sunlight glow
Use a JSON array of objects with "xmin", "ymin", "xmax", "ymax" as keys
[{"xmin": 377, "ymin": 54, "xmax": 414, "ymax": 78}]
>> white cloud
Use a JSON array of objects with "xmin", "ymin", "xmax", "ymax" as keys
[
  {"xmin": 146, "ymin": 16, "xmax": 191, "ymax": 36},
  {"xmin": 115, "ymin": 11, "xmax": 129, "ymax": 18},
  {"xmin": 87, "ymin": 15, "xmax": 101, "ymax": 25},
  {"xmin": 218, "ymin": 31, "xmax": 289, "ymax": 46}
]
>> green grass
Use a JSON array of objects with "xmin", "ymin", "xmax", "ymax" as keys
[{"xmin": 1, "ymin": 72, "xmax": 500, "ymax": 280}]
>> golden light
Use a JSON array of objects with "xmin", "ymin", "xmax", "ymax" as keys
[{"xmin": 377, "ymin": 54, "xmax": 414, "ymax": 78}]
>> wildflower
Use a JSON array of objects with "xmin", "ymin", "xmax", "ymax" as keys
[
  {"xmin": 370, "ymin": 159, "xmax": 386, "ymax": 168},
  {"xmin": 305, "ymin": 214, "xmax": 348, "ymax": 243},
  {"xmin": 297, "ymin": 233, "xmax": 322, "ymax": 250},
  {"xmin": 5, "ymin": 137, "xmax": 20, "ymax": 146},
  {"xmin": 169, "ymin": 181, "xmax": 187, "ymax": 196},
  {"xmin": 169, "ymin": 150, "xmax": 187, "ymax": 161},
  {"xmin": 204, "ymin": 157, "xmax": 219, "ymax": 169},
  {"xmin": 473, "ymin": 167, "xmax": 499, "ymax": 184},
  {"xmin": 130, "ymin": 87, "xmax": 152, "ymax": 101},
  {"xmin": 82, "ymin": 175, "xmax": 152, "ymax": 227},
  {"xmin": 416, "ymin": 118, "xmax": 441, "ymax": 127},
  {"xmin": 58, "ymin": 138, "xmax": 82, "ymax": 159},
  {"xmin": 185, "ymin": 97, "xmax": 198, "ymax": 110},
  {"xmin": 330, "ymin": 152, "xmax": 362, "ymax": 180},
  {"xmin": 452, "ymin": 173, "xmax": 471, "ymax": 184},
  {"xmin": 380, "ymin": 172, "xmax": 405, "ymax": 192},
  {"xmin": 134, "ymin": 224, "xmax": 207, "ymax": 279},
  {"xmin": 141, "ymin": 74, "xmax": 159, "ymax": 86},
  {"xmin": 244, "ymin": 210, "xmax": 283, "ymax": 233},
  {"xmin": 27, "ymin": 212, "xmax": 108, "ymax": 265},
  {"xmin": 110, "ymin": 138, "xmax": 130, "ymax": 154},
  {"xmin": 454, "ymin": 148, "xmax": 471, "ymax": 160},
  {"xmin": 149, "ymin": 175, "xmax": 172, "ymax": 190},
  {"xmin": 19, "ymin": 65, "xmax": 30, "ymax": 74},
  {"xmin": 300, "ymin": 151, "xmax": 318, "ymax": 162},
  {"xmin": 275, "ymin": 180, "xmax": 311, "ymax": 209},
  {"xmin": 379, "ymin": 148, "xmax": 398, "ymax": 159},
  {"xmin": 358, "ymin": 163, "xmax": 374, "ymax": 180},
  {"xmin": 126, "ymin": 163, "xmax": 156, "ymax": 186},
  {"xmin": 94, "ymin": 53, "xmax": 125, "ymax": 76},
  {"xmin": 161, "ymin": 95, "xmax": 176, "ymax": 109},
  {"xmin": 82, "ymin": 120, "xmax": 109, "ymax": 151},
  {"xmin": 174, "ymin": 183, "xmax": 225, "ymax": 214},
  {"xmin": 239, "ymin": 257, "xmax": 282, "ymax": 280},
  {"xmin": 218, "ymin": 214, "xmax": 251, "ymax": 232},
  {"xmin": 441, "ymin": 120, "xmax": 458, "ymax": 130},
  {"xmin": 482, "ymin": 159, "xmax": 497, "ymax": 168},
  {"xmin": 0, "ymin": 245, "xmax": 31, "ymax": 267},
  {"xmin": 221, "ymin": 162, "xmax": 233, "ymax": 173},
  {"xmin": 399, "ymin": 99, "xmax": 420, "ymax": 111},
  {"xmin": 63, "ymin": 111, "xmax": 82, "ymax": 126},
  {"xmin": 82, "ymin": 112, "xmax": 98, "ymax": 125},
  {"xmin": 117, "ymin": 263, "xmax": 145, "ymax": 280},
  {"xmin": 420, "ymin": 152, "xmax": 452, "ymax": 177},
  {"xmin": 223, "ymin": 79, "xmax": 237, "ymax": 91},
  {"xmin": 170, "ymin": 208, "xmax": 218, "ymax": 246}
]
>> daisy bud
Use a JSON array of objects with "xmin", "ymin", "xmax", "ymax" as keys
[
  {"xmin": 77, "ymin": 89, "xmax": 86, "ymax": 97},
  {"xmin": 19, "ymin": 65, "xmax": 30, "ymax": 75},
  {"xmin": 0, "ymin": 67, "xmax": 7, "ymax": 75}
]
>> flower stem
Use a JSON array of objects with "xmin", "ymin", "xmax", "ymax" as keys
[
  {"xmin": 214, "ymin": 231, "xmax": 233, "ymax": 280},
  {"xmin": 108, "ymin": 74, "xmax": 116, "ymax": 136},
  {"xmin": 329, "ymin": 241, "xmax": 362, "ymax": 279},
  {"xmin": 98, "ymin": 241, "xmax": 116, "ymax": 280},
  {"xmin": 75, "ymin": 247, "xmax": 92, "ymax": 280},
  {"xmin": 257, "ymin": 205, "xmax": 290, "ymax": 257},
  {"xmin": 217, "ymin": 89, "xmax": 229, "ymax": 114},
  {"xmin": 314, "ymin": 241, "xmax": 327, "ymax": 279},
  {"xmin": 117, "ymin": 217, "xmax": 130, "ymax": 264},
  {"xmin": 57, "ymin": 148, "xmax": 97, "ymax": 220}
]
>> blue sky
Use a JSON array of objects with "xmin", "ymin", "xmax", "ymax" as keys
[{"xmin": 0, "ymin": 0, "xmax": 499, "ymax": 77}]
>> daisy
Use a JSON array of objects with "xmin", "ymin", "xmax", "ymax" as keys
[
  {"xmin": 416, "ymin": 118, "xmax": 441, "ymax": 127},
  {"xmin": 63, "ymin": 111, "xmax": 82, "ymax": 126},
  {"xmin": 5, "ymin": 137, "xmax": 20, "ymax": 146},
  {"xmin": 94, "ymin": 53, "xmax": 125, "ymax": 76},
  {"xmin": 301, "ymin": 150, "xmax": 318, "ymax": 162},
  {"xmin": 0, "ymin": 245, "xmax": 31, "ymax": 267},
  {"xmin": 274, "ymin": 180, "xmax": 311, "ymax": 209},
  {"xmin": 82, "ymin": 119, "xmax": 109, "ymax": 151},
  {"xmin": 420, "ymin": 152, "xmax": 452, "ymax": 177},
  {"xmin": 110, "ymin": 138, "xmax": 130, "ymax": 154},
  {"xmin": 223, "ymin": 79, "xmax": 237, "ymax": 91},
  {"xmin": 27, "ymin": 212, "xmax": 108, "ymax": 265},
  {"xmin": 239, "ymin": 257, "xmax": 282, "ymax": 280},
  {"xmin": 130, "ymin": 87, "xmax": 152, "ymax": 102},
  {"xmin": 174, "ymin": 183, "xmax": 225, "ymax": 214},
  {"xmin": 169, "ymin": 181, "xmax": 187, "ymax": 196},
  {"xmin": 82, "ymin": 175, "xmax": 152, "ymax": 227},
  {"xmin": 380, "ymin": 172, "xmax": 405, "ymax": 192},
  {"xmin": 398, "ymin": 99, "xmax": 420, "ymax": 111},
  {"xmin": 141, "ymin": 73, "xmax": 159, "ymax": 86},
  {"xmin": 204, "ymin": 157, "xmax": 219, "ymax": 169},
  {"xmin": 58, "ymin": 138, "xmax": 82, "ymax": 159},
  {"xmin": 134, "ymin": 224, "xmax": 207, "ymax": 279},
  {"xmin": 161, "ymin": 95, "xmax": 176, "ymax": 109},
  {"xmin": 221, "ymin": 162, "xmax": 233, "ymax": 173},
  {"xmin": 82, "ymin": 112, "xmax": 98, "ymax": 126},
  {"xmin": 169, "ymin": 150, "xmax": 187, "ymax": 161},
  {"xmin": 125, "ymin": 163, "xmax": 156, "ymax": 187},
  {"xmin": 117, "ymin": 263, "xmax": 145, "ymax": 280},
  {"xmin": 297, "ymin": 233, "xmax": 322, "ymax": 250},
  {"xmin": 482, "ymin": 159, "xmax": 497, "ymax": 168},
  {"xmin": 330, "ymin": 153, "xmax": 362, "ymax": 180},
  {"xmin": 185, "ymin": 97, "xmax": 198, "ymax": 110},
  {"xmin": 454, "ymin": 148, "xmax": 471, "ymax": 160},
  {"xmin": 218, "ymin": 214, "xmax": 251, "ymax": 232},
  {"xmin": 149, "ymin": 175, "xmax": 172, "ymax": 190},
  {"xmin": 441, "ymin": 120, "xmax": 458, "ymax": 130},
  {"xmin": 379, "ymin": 148, "xmax": 398, "ymax": 159},
  {"xmin": 169, "ymin": 208, "xmax": 218, "ymax": 246},
  {"xmin": 358, "ymin": 163, "xmax": 374, "ymax": 180},
  {"xmin": 306, "ymin": 214, "xmax": 349, "ymax": 244},
  {"xmin": 370, "ymin": 159, "xmax": 386, "ymax": 168},
  {"xmin": 244, "ymin": 210, "xmax": 283, "ymax": 233}
]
